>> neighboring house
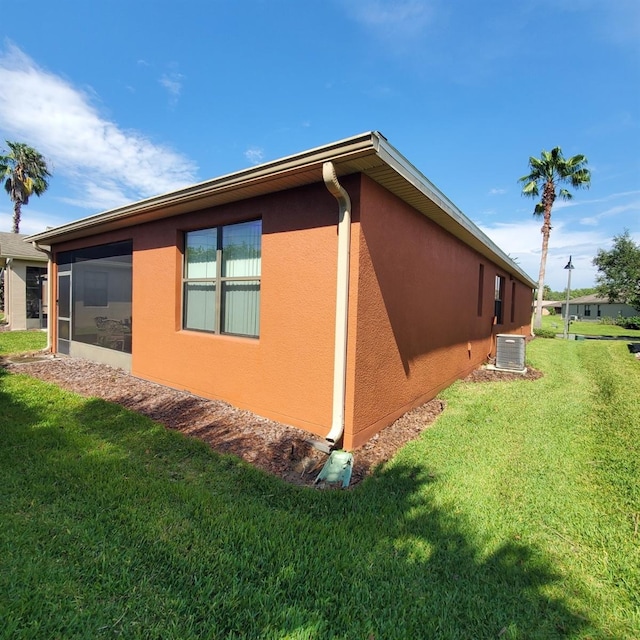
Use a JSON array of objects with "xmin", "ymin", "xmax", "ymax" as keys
[
  {"xmin": 27, "ymin": 132, "xmax": 536, "ymax": 449},
  {"xmin": 0, "ymin": 232, "xmax": 48, "ymax": 330},
  {"xmin": 564, "ymin": 293, "xmax": 637, "ymax": 321},
  {"xmin": 541, "ymin": 300, "xmax": 563, "ymax": 316}
]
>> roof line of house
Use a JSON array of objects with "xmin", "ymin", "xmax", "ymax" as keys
[
  {"xmin": 25, "ymin": 133, "xmax": 377, "ymax": 244},
  {"xmin": 0, "ymin": 232, "xmax": 48, "ymax": 261},
  {"xmin": 26, "ymin": 131, "xmax": 536, "ymax": 287}
]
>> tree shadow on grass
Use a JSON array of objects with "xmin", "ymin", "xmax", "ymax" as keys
[
  {"xmin": 0, "ymin": 367, "xmax": 73, "ymax": 472},
  {"xmin": 1, "ymin": 388, "xmax": 594, "ymax": 639},
  {"xmin": 344, "ymin": 464, "xmax": 587, "ymax": 638}
]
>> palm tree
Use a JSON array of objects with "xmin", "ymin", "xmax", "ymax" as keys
[
  {"xmin": 0, "ymin": 141, "xmax": 51, "ymax": 233},
  {"xmin": 519, "ymin": 147, "xmax": 591, "ymax": 329}
]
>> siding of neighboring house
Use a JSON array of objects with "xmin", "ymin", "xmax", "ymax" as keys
[
  {"xmin": 2, "ymin": 259, "xmax": 48, "ymax": 330},
  {"xmin": 1, "ymin": 232, "xmax": 48, "ymax": 331},
  {"xmin": 567, "ymin": 298, "xmax": 637, "ymax": 320}
]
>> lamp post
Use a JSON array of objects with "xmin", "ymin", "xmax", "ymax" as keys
[{"xmin": 563, "ymin": 256, "xmax": 574, "ymax": 339}]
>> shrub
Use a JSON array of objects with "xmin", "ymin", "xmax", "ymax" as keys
[
  {"xmin": 617, "ymin": 316, "xmax": 640, "ymax": 330},
  {"xmin": 599, "ymin": 316, "xmax": 617, "ymax": 326},
  {"xmin": 534, "ymin": 327, "xmax": 557, "ymax": 339}
]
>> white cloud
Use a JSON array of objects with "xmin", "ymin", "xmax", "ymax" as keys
[
  {"xmin": 59, "ymin": 180, "xmax": 134, "ymax": 211},
  {"xmin": 244, "ymin": 147, "xmax": 265, "ymax": 165},
  {"xmin": 555, "ymin": 190, "xmax": 640, "ymax": 209},
  {"xmin": 159, "ymin": 68, "xmax": 184, "ymax": 105},
  {"xmin": 478, "ymin": 219, "xmax": 609, "ymax": 289},
  {"xmin": 489, "ymin": 188, "xmax": 506, "ymax": 195},
  {"xmin": 0, "ymin": 44, "xmax": 198, "ymax": 212},
  {"xmin": 344, "ymin": 0, "xmax": 436, "ymax": 47},
  {"xmin": 0, "ymin": 205, "xmax": 60, "ymax": 236},
  {"xmin": 579, "ymin": 200, "xmax": 640, "ymax": 226}
]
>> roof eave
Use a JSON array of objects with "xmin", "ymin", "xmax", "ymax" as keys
[
  {"xmin": 26, "ymin": 131, "xmax": 536, "ymax": 288},
  {"xmin": 26, "ymin": 132, "xmax": 380, "ymax": 245}
]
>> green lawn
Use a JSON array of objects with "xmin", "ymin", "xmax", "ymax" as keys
[
  {"xmin": 541, "ymin": 314, "xmax": 640, "ymax": 338},
  {"xmin": 0, "ymin": 330, "xmax": 47, "ymax": 355},
  {"xmin": 0, "ymin": 336, "xmax": 638, "ymax": 639}
]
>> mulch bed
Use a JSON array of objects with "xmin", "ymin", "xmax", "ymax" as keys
[{"xmin": 2, "ymin": 353, "xmax": 542, "ymax": 487}]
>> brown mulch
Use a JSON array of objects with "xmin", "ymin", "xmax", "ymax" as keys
[{"xmin": 1, "ymin": 352, "xmax": 542, "ymax": 487}]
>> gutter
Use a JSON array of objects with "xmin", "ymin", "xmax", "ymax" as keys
[
  {"xmin": 322, "ymin": 161, "xmax": 352, "ymax": 446},
  {"xmin": 25, "ymin": 132, "xmax": 377, "ymax": 246}
]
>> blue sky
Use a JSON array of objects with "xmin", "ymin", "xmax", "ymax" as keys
[{"xmin": 0, "ymin": 0, "xmax": 638, "ymax": 291}]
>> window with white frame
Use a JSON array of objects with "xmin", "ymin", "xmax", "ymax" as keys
[{"xmin": 183, "ymin": 219, "xmax": 261, "ymax": 337}]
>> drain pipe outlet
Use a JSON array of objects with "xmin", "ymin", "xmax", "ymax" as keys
[{"xmin": 322, "ymin": 161, "xmax": 352, "ymax": 445}]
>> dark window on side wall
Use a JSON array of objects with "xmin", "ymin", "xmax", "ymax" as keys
[
  {"xmin": 510, "ymin": 281, "xmax": 516, "ymax": 323},
  {"xmin": 26, "ymin": 266, "xmax": 47, "ymax": 320},
  {"xmin": 477, "ymin": 264, "xmax": 484, "ymax": 316},
  {"xmin": 494, "ymin": 275, "xmax": 505, "ymax": 324}
]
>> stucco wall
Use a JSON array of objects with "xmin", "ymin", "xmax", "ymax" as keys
[
  {"xmin": 51, "ymin": 182, "xmax": 353, "ymax": 436},
  {"xmin": 344, "ymin": 176, "xmax": 532, "ymax": 448},
  {"xmin": 133, "ymin": 183, "xmax": 344, "ymax": 432},
  {"xmin": 50, "ymin": 174, "xmax": 532, "ymax": 448}
]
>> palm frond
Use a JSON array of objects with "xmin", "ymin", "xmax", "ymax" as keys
[
  {"xmin": 550, "ymin": 147, "xmax": 563, "ymax": 164},
  {"xmin": 570, "ymin": 168, "xmax": 591, "ymax": 189},
  {"xmin": 521, "ymin": 181, "xmax": 539, "ymax": 197}
]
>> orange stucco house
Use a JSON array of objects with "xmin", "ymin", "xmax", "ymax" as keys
[{"xmin": 27, "ymin": 132, "xmax": 535, "ymax": 450}]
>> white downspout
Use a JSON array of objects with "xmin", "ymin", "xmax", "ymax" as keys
[
  {"xmin": 2, "ymin": 259, "xmax": 11, "ymax": 323},
  {"xmin": 322, "ymin": 161, "xmax": 352, "ymax": 446},
  {"xmin": 32, "ymin": 242, "xmax": 53, "ymax": 352}
]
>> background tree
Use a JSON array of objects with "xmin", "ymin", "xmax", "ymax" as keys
[
  {"xmin": 547, "ymin": 286, "xmax": 596, "ymax": 300},
  {"xmin": 0, "ymin": 141, "xmax": 51, "ymax": 233},
  {"xmin": 593, "ymin": 230, "xmax": 640, "ymax": 311},
  {"xmin": 519, "ymin": 147, "xmax": 591, "ymax": 328}
]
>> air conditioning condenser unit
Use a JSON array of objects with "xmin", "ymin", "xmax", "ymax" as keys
[{"xmin": 495, "ymin": 334, "xmax": 526, "ymax": 371}]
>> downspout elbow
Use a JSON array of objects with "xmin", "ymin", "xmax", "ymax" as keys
[{"xmin": 322, "ymin": 162, "xmax": 352, "ymax": 446}]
